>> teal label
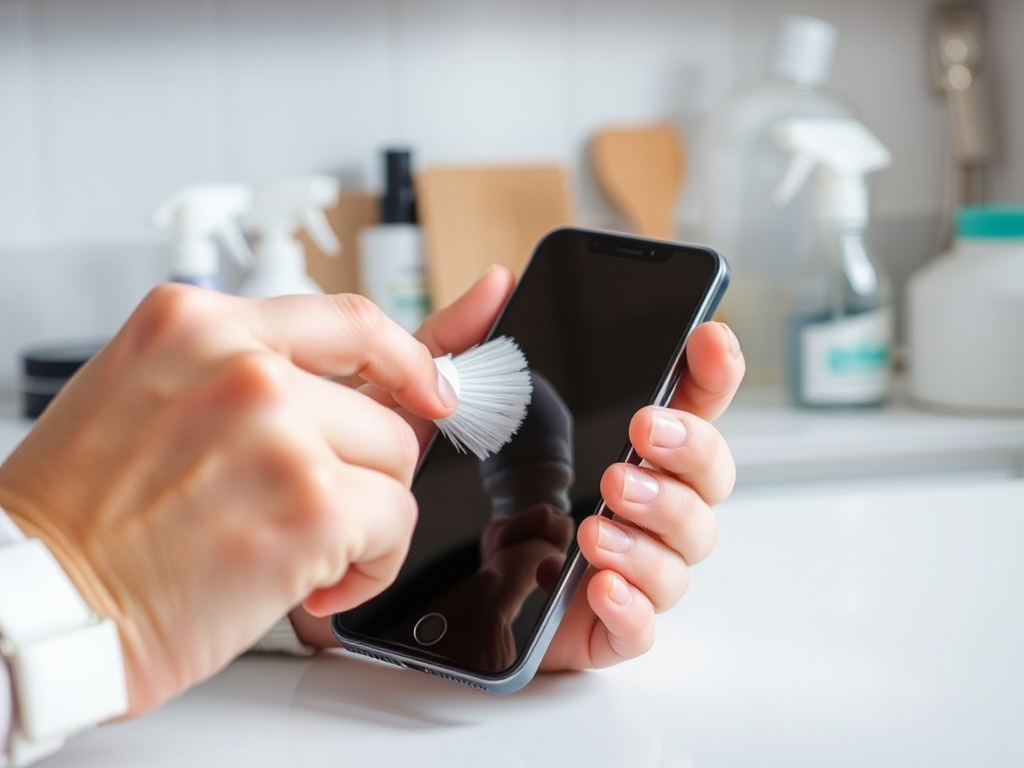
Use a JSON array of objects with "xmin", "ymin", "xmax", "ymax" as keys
[{"xmin": 829, "ymin": 343, "xmax": 889, "ymax": 372}]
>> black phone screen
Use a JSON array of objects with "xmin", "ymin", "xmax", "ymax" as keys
[{"xmin": 333, "ymin": 228, "xmax": 727, "ymax": 682}]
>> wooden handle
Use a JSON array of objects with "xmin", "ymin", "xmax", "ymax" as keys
[{"xmin": 591, "ymin": 122, "xmax": 686, "ymax": 239}]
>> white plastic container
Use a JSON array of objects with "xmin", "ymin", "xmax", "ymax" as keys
[
  {"xmin": 907, "ymin": 206, "xmax": 1024, "ymax": 413},
  {"xmin": 701, "ymin": 15, "xmax": 853, "ymax": 385}
]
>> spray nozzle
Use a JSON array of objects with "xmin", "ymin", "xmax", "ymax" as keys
[
  {"xmin": 244, "ymin": 175, "xmax": 342, "ymax": 256},
  {"xmin": 152, "ymin": 184, "xmax": 255, "ymax": 280},
  {"xmin": 773, "ymin": 118, "xmax": 892, "ymax": 223}
]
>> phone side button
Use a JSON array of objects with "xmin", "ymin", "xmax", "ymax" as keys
[{"xmin": 412, "ymin": 612, "xmax": 448, "ymax": 646}]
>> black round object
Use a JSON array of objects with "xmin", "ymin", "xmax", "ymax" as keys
[{"xmin": 20, "ymin": 340, "xmax": 106, "ymax": 418}]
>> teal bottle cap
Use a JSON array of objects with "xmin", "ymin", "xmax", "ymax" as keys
[{"xmin": 956, "ymin": 206, "xmax": 1024, "ymax": 239}]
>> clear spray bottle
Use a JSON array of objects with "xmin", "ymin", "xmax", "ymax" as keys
[
  {"xmin": 701, "ymin": 15, "xmax": 853, "ymax": 386},
  {"xmin": 774, "ymin": 118, "xmax": 893, "ymax": 407}
]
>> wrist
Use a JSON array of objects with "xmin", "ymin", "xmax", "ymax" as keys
[{"xmin": 1, "ymin": 508, "xmax": 127, "ymax": 661}]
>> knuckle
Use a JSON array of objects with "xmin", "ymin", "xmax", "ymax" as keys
[
  {"xmin": 634, "ymin": 625, "xmax": 656, "ymax": 656},
  {"xmin": 673, "ymin": 486, "xmax": 719, "ymax": 565},
  {"xmin": 216, "ymin": 350, "xmax": 290, "ymax": 408},
  {"xmin": 128, "ymin": 283, "xmax": 215, "ymax": 349},
  {"xmin": 392, "ymin": 418, "xmax": 422, "ymax": 478},
  {"xmin": 264, "ymin": 459, "xmax": 345, "ymax": 555},
  {"xmin": 687, "ymin": 512, "xmax": 719, "ymax": 565},
  {"xmin": 340, "ymin": 478, "xmax": 418, "ymax": 570},
  {"xmin": 329, "ymin": 293, "xmax": 389, "ymax": 336},
  {"xmin": 679, "ymin": 493, "xmax": 720, "ymax": 561},
  {"xmin": 655, "ymin": 562, "xmax": 690, "ymax": 612},
  {"xmin": 386, "ymin": 483, "xmax": 419, "ymax": 554},
  {"xmin": 388, "ymin": 481, "xmax": 419, "ymax": 535},
  {"xmin": 290, "ymin": 463, "xmax": 338, "ymax": 532},
  {"xmin": 692, "ymin": 423, "xmax": 735, "ymax": 497},
  {"xmin": 330, "ymin": 469, "xmax": 418, "ymax": 553}
]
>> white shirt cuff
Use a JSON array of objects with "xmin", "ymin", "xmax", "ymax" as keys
[{"xmin": 251, "ymin": 616, "xmax": 316, "ymax": 657}]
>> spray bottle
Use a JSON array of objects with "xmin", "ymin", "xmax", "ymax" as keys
[
  {"xmin": 238, "ymin": 176, "xmax": 342, "ymax": 297},
  {"xmin": 152, "ymin": 184, "xmax": 253, "ymax": 291},
  {"xmin": 774, "ymin": 118, "xmax": 893, "ymax": 407},
  {"xmin": 701, "ymin": 15, "xmax": 854, "ymax": 386}
]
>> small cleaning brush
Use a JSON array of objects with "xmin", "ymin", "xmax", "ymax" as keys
[{"xmin": 432, "ymin": 336, "xmax": 533, "ymax": 460}]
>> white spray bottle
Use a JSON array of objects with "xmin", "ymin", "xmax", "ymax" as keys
[
  {"xmin": 238, "ymin": 176, "xmax": 342, "ymax": 297},
  {"xmin": 152, "ymin": 184, "xmax": 253, "ymax": 291},
  {"xmin": 774, "ymin": 117, "xmax": 893, "ymax": 407}
]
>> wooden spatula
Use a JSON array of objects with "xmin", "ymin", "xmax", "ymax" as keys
[{"xmin": 591, "ymin": 123, "xmax": 686, "ymax": 240}]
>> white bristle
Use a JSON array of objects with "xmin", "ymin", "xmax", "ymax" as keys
[{"xmin": 432, "ymin": 336, "xmax": 533, "ymax": 460}]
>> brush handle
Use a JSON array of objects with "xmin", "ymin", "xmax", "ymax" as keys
[{"xmin": 433, "ymin": 355, "xmax": 460, "ymax": 398}]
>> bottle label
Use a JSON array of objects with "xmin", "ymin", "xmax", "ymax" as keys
[
  {"xmin": 387, "ymin": 273, "xmax": 430, "ymax": 333},
  {"xmin": 800, "ymin": 309, "xmax": 891, "ymax": 404}
]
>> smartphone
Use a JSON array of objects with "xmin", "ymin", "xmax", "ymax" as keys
[{"xmin": 332, "ymin": 227, "xmax": 729, "ymax": 693}]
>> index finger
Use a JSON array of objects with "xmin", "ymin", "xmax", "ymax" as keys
[
  {"xmin": 248, "ymin": 292, "xmax": 455, "ymax": 421},
  {"xmin": 671, "ymin": 322, "xmax": 745, "ymax": 422},
  {"xmin": 360, "ymin": 265, "xmax": 516, "ymax": 413}
]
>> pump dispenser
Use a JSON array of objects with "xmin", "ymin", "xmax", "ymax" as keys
[
  {"xmin": 358, "ymin": 148, "xmax": 430, "ymax": 332},
  {"xmin": 152, "ymin": 184, "xmax": 253, "ymax": 291},
  {"xmin": 774, "ymin": 118, "xmax": 893, "ymax": 407},
  {"xmin": 238, "ymin": 176, "xmax": 341, "ymax": 298}
]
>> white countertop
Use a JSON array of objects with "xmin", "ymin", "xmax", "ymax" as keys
[
  {"xmin": 5, "ymin": 387, "xmax": 1024, "ymax": 766},
  {"xmin": 38, "ymin": 475, "xmax": 1024, "ymax": 768},
  {"xmin": 718, "ymin": 383, "xmax": 1024, "ymax": 491}
]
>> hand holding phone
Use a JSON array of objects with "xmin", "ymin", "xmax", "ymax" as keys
[{"xmin": 333, "ymin": 227, "xmax": 730, "ymax": 693}]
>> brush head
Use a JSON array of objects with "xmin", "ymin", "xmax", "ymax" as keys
[{"xmin": 433, "ymin": 336, "xmax": 533, "ymax": 460}]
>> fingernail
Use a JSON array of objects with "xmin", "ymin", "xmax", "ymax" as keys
[
  {"xmin": 437, "ymin": 367, "xmax": 458, "ymax": 409},
  {"xmin": 650, "ymin": 411, "xmax": 687, "ymax": 449},
  {"xmin": 608, "ymin": 574, "xmax": 632, "ymax": 606},
  {"xmin": 623, "ymin": 467, "xmax": 660, "ymax": 503},
  {"xmin": 720, "ymin": 322, "xmax": 742, "ymax": 359},
  {"xmin": 598, "ymin": 520, "xmax": 633, "ymax": 553}
]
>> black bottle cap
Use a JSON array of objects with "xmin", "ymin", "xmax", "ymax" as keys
[{"xmin": 380, "ymin": 148, "xmax": 417, "ymax": 225}]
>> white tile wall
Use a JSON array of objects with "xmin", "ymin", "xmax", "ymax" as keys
[{"xmin": 0, "ymin": 0, "xmax": 1022, "ymax": 394}]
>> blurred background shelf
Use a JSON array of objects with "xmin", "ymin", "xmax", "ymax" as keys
[
  {"xmin": 721, "ymin": 380, "xmax": 1024, "ymax": 493},
  {"xmin": 3, "ymin": 0, "xmax": 1024, "ymax": 396},
  {"xmin": 6, "ymin": 379, "xmax": 1024, "ymax": 494}
]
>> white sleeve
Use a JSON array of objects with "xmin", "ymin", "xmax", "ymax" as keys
[
  {"xmin": 0, "ymin": 506, "xmax": 128, "ymax": 767},
  {"xmin": 250, "ymin": 616, "xmax": 317, "ymax": 657},
  {"xmin": 0, "ymin": 657, "xmax": 11, "ymax": 768},
  {"xmin": 0, "ymin": 509, "xmax": 22, "ymax": 768}
]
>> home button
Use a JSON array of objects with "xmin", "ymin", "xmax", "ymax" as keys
[{"xmin": 412, "ymin": 612, "xmax": 447, "ymax": 646}]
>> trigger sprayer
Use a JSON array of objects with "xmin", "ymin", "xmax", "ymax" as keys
[
  {"xmin": 774, "ymin": 118, "xmax": 892, "ymax": 223},
  {"xmin": 238, "ymin": 176, "xmax": 341, "ymax": 297},
  {"xmin": 773, "ymin": 117, "xmax": 894, "ymax": 408},
  {"xmin": 152, "ymin": 184, "xmax": 254, "ymax": 291}
]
